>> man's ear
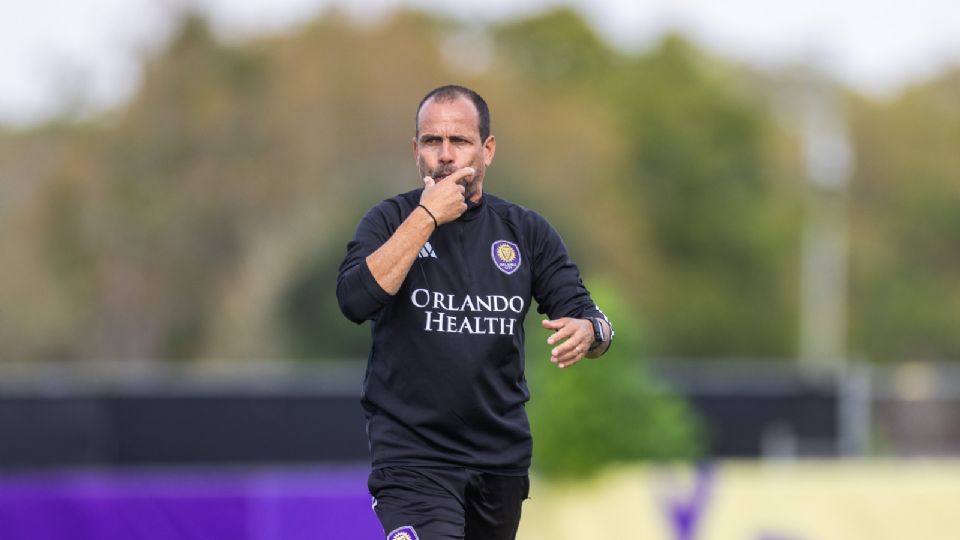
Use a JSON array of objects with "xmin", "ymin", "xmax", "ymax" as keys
[{"xmin": 484, "ymin": 135, "xmax": 496, "ymax": 166}]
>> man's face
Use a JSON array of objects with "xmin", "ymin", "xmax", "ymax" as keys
[{"xmin": 414, "ymin": 96, "xmax": 495, "ymax": 203}]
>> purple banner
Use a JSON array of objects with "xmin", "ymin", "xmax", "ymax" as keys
[{"xmin": 0, "ymin": 466, "xmax": 382, "ymax": 540}]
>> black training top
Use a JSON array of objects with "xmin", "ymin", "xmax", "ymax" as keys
[{"xmin": 337, "ymin": 188, "xmax": 609, "ymax": 475}]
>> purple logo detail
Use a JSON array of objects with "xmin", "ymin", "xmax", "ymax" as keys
[
  {"xmin": 387, "ymin": 526, "xmax": 419, "ymax": 540},
  {"xmin": 491, "ymin": 240, "xmax": 521, "ymax": 275},
  {"xmin": 661, "ymin": 462, "xmax": 713, "ymax": 540}
]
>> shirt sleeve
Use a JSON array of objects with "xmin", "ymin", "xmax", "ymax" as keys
[
  {"xmin": 529, "ymin": 212, "xmax": 607, "ymax": 324},
  {"xmin": 336, "ymin": 202, "xmax": 396, "ymax": 324}
]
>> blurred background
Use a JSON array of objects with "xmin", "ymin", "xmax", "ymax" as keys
[{"xmin": 2, "ymin": 0, "xmax": 959, "ymax": 538}]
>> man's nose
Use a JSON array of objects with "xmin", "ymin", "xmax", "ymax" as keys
[{"xmin": 439, "ymin": 140, "xmax": 454, "ymax": 162}]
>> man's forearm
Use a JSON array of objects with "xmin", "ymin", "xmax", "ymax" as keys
[{"xmin": 366, "ymin": 206, "xmax": 436, "ymax": 295}]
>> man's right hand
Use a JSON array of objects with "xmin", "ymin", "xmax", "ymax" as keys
[{"xmin": 420, "ymin": 167, "xmax": 474, "ymax": 225}]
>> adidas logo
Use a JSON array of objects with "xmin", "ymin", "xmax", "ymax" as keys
[{"xmin": 418, "ymin": 241, "xmax": 438, "ymax": 259}]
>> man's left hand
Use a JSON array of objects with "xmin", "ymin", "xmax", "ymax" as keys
[{"xmin": 542, "ymin": 318, "xmax": 595, "ymax": 369}]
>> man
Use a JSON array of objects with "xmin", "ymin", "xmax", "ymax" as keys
[{"xmin": 337, "ymin": 85, "xmax": 613, "ymax": 540}]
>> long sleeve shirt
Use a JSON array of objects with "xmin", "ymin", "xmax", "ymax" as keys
[{"xmin": 337, "ymin": 188, "xmax": 609, "ymax": 474}]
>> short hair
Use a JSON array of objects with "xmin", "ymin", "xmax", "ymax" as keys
[{"xmin": 415, "ymin": 85, "xmax": 491, "ymax": 142}]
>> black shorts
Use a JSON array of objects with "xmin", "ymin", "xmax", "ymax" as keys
[{"xmin": 368, "ymin": 466, "xmax": 529, "ymax": 540}]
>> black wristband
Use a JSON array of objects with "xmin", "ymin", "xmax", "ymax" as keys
[{"xmin": 418, "ymin": 204, "xmax": 438, "ymax": 229}]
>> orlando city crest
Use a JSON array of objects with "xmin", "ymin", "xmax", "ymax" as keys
[
  {"xmin": 387, "ymin": 526, "xmax": 419, "ymax": 540},
  {"xmin": 491, "ymin": 240, "xmax": 521, "ymax": 275}
]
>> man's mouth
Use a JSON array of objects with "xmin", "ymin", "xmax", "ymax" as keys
[{"xmin": 433, "ymin": 165, "xmax": 459, "ymax": 181}]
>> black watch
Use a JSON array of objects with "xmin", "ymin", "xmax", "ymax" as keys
[{"xmin": 587, "ymin": 317, "xmax": 606, "ymax": 351}]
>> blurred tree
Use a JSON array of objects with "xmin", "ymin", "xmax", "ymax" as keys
[
  {"xmin": 611, "ymin": 36, "xmax": 802, "ymax": 358},
  {"xmin": 491, "ymin": 14, "xmax": 802, "ymax": 359},
  {"xmin": 33, "ymin": 14, "xmax": 274, "ymax": 361},
  {"xmin": 0, "ymin": 6, "xmax": 956, "ymax": 369},
  {"xmin": 848, "ymin": 71, "xmax": 960, "ymax": 362},
  {"xmin": 281, "ymin": 245, "xmax": 370, "ymax": 360},
  {"xmin": 495, "ymin": 8, "xmax": 619, "ymax": 85},
  {"xmin": 526, "ymin": 278, "xmax": 703, "ymax": 478}
]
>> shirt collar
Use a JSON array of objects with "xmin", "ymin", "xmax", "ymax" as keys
[{"xmin": 460, "ymin": 194, "xmax": 486, "ymax": 221}]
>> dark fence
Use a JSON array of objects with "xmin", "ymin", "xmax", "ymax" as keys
[
  {"xmin": 11, "ymin": 359, "xmax": 960, "ymax": 466},
  {"xmin": 652, "ymin": 361, "xmax": 849, "ymax": 457},
  {"xmin": 0, "ymin": 359, "xmax": 872, "ymax": 467},
  {"xmin": 0, "ymin": 361, "xmax": 371, "ymax": 467},
  {"xmin": 0, "ymin": 395, "xmax": 369, "ymax": 466}
]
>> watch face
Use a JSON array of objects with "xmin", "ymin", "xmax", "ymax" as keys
[{"xmin": 590, "ymin": 318, "xmax": 604, "ymax": 348}]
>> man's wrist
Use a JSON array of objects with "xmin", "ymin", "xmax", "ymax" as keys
[{"xmin": 418, "ymin": 204, "xmax": 439, "ymax": 229}]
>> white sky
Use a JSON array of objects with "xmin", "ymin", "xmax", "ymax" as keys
[{"xmin": 2, "ymin": 0, "xmax": 959, "ymax": 125}]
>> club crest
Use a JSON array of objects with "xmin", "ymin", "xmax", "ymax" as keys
[
  {"xmin": 387, "ymin": 526, "xmax": 419, "ymax": 540},
  {"xmin": 491, "ymin": 240, "xmax": 521, "ymax": 275}
]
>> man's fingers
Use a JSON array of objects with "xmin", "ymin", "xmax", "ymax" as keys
[
  {"xmin": 426, "ymin": 174, "xmax": 464, "ymax": 196},
  {"xmin": 420, "ymin": 171, "xmax": 470, "ymax": 225},
  {"xmin": 545, "ymin": 323, "xmax": 574, "ymax": 346},
  {"xmin": 544, "ymin": 318, "xmax": 579, "ymax": 343},
  {"xmin": 556, "ymin": 355, "xmax": 586, "ymax": 369},
  {"xmin": 544, "ymin": 317, "xmax": 592, "ymax": 368},
  {"xmin": 445, "ymin": 166, "xmax": 476, "ymax": 185},
  {"xmin": 552, "ymin": 344, "xmax": 585, "ymax": 368},
  {"xmin": 542, "ymin": 318, "xmax": 565, "ymax": 330},
  {"xmin": 550, "ymin": 333, "xmax": 581, "ymax": 358}
]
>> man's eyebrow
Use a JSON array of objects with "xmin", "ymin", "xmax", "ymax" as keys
[{"xmin": 419, "ymin": 133, "xmax": 474, "ymax": 142}]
